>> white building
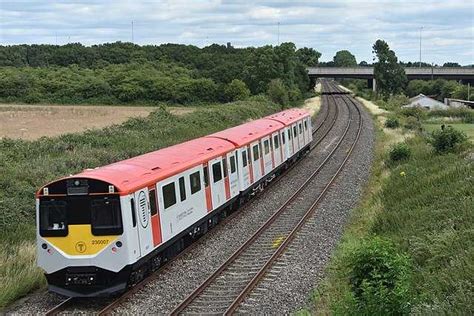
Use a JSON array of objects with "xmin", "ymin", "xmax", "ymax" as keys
[{"xmin": 402, "ymin": 94, "xmax": 448, "ymax": 110}]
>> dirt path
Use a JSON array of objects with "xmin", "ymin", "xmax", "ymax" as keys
[{"xmin": 0, "ymin": 104, "xmax": 193, "ymax": 140}]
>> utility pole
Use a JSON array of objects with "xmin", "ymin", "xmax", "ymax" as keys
[
  {"xmin": 131, "ymin": 21, "xmax": 134, "ymax": 43},
  {"xmin": 277, "ymin": 21, "xmax": 280, "ymax": 46},
  {"xmin": 419, "ymin": 26, "xmax": 423, "ymax": 68}
]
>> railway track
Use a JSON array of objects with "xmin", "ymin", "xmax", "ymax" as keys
[
  {"xmin": 169, "ymin": 85, "xmax": 362, "ymax": 315},
  {"xmin": 42, "ymin": 89, "xmax": 341, "ymax": 316}
]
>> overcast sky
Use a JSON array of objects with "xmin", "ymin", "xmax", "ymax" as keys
[{"xmin": 1, "ymin": 0, "xmax": 473, "ymax": 65}]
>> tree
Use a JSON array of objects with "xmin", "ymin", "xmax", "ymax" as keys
[
  {"xmin": 296, "ymin": 47, "xmax": 321, "ymax": 67},
  {"xmin": 372, "ymin": 40, "xmax": 407, "ymax": 96},
  {"xmin": 333, "ymin": 50, "xmax": 357, "ymax": 67},
  {"xmin": 223, "ymin": 79, "xmax": 250, "ymax": 102},
  {"xmin": 443, "ymin": 62, "xmax": 461, "ymax": 68},
  {"xmin": 267, "ymin": 79, "xmax": 289, "ymax": 107},
  {"xmin": 359, "ymin": 60, "xmax": 370, "ymax": 67}
]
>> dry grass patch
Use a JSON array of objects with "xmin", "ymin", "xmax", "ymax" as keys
[{"xmin": 303, "ymin": 96, "xmax": 321, "ymax": 117}]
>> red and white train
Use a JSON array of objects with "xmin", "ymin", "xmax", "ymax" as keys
[{"xmin": 37, "ymin": 108, "xmax": 312, "ymax": 297}]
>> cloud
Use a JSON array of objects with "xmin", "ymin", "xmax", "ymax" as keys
[{"xmin": 0, "ymin": 0, "xmax": 472, "ymax": 65}]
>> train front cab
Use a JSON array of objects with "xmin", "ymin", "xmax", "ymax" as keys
[{"xmin": 36, "ymin": 178, "xmax": 134, "ymax": 297}]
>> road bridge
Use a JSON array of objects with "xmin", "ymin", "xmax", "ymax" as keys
[{"xmin": 307, "ymin": 67, "xmax": 474, "ymax": 91}]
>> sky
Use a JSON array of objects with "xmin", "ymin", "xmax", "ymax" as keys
[{"xmin": 1, "ymin": 0, "xmax": 473, "ymax": 65}]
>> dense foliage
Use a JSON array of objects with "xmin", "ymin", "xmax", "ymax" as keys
[
  {"xmin": 406, "ymin": 79, "xmax": 473, "ymax": 101},
  {"xmin": 333, "ymin": 50, "xmax": 357, "ymax": 67},
  {"xmin": 428, "ymin": 125, "xmax": 468, "ymax": 153},
  {"xmin": 0, "ymin": 42, "xmax": 318, "ymax": 105},
  {"xmin": 372, "ymin": 40, "xmax": 407, "ymax": 97}
]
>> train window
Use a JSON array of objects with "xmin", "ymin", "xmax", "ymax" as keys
[
  {"xmin": 270, "ymin": 137, "xmax": 274, "ymax": 151},
  {"xmin": 223, "ymin": 158, "xmax": 228, "ymax": 178},
  {"xmin": 288, "ymin": 129, "xmax": 292, "ymax": 140},
  {"xmin": 190, "ymin": 171, "xmax": 201, "ymax": 194},
  {"xmin": 91, "ymin": 197, "xmax": 122, "ymax": 236},
  {"xmin": 130, "ymin": 198, "xmax": 137, "ymax": 227},
  {"xmin": 203, "ymin": 166, "xmax": 209, "ymax": 187},
  {"xmin": 293, "ymin": 126, "xmax": 297, "ymax": 137},
  {"xmin": 162, "ymin": 182, "xmax": 177, "ymax": 209},
  {"xmin": 149, "ymin": 189, "xmax": 157, "ymax": 215},
  {"xmin": 274, "ymin": 135, "xmax": 279, "ymax": 149},
  {"xmin": 299, "ymin": 123, "xmax": 303, "ymax": 134},
  {"xmin": 242, "ymin": 150, "xmax": 248, "ymax": 167},
  {"xmin": 39, "ymin": 200, "xmax": 68, "ymax": 237},
  {"xmin": 253, "ymin": 145, "xmax": 259, "ymax": 161},
  {"xmin": 282, "ymin": 132, "xmax": 286, "ymax": 144},
  {"xmin": 212, "ymin": 162, "xmax": 222, "ymax": 182},
  {"xmin": 264, "ymin": 140, "xmax": 270, "ymax": 154},
  {"xmin": 179, "ymin": 177, "xmax": 186, "ymax": 201},
  {"xmin": 304, "ymin": 120, "xmax": 308, "ymax": 130},
  {"xmin": 230, "ymin": 156, "xmax": 236, "ymax": 173}
]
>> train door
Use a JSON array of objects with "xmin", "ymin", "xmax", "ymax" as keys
[
  {"xmin": 133, "ymin": 188, "xmax": 154, "ymax": 256},
  {"xmin": 306, "ymin": 117, "xmax": 313, "ymax": 143},
  {"xmin": 292, "ymin": 124, "xmax": 299, "ymax": 153},
  {"xmin": 280, "ymin": 130, "xmax": 287, "ymax": 162},
  {"xmin": 238, "ymin": 147, "xmax": 251, "ymax": 191},
  {"xmin": 209, "ymin": 157, "xmax": 225, "ymax": 209},
  {"xmin": 124, "ymin": 195, "xmax": 141, "ymax": 260},
  {"xmin": 298, "ymin": 121, "xmax": 304, "ymax": 148},
  {"xmin": 262, "ymin": 137, "xmax": 273, "ymax": 175},
  {"xmin": 158, "ymin": 178, "xmax": 180, "ymax": 242},
  {"xmin": 272, "ymin": 132, "xmax": 282, "ymax": 166},
  {"xmin": 226, "ymin": 151, "xmax": 239, "ymax": 197},
  {"xmin": 286, "ymin": 128, "xmax": 294, "ymax": 158},
  {"xmin": 250, "ymin": 141, "xmax": 262, "ymax": 180}
]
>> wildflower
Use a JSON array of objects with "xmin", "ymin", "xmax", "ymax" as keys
[{"xmin": 400, "ymin": 171, "xmax": 406, "ymax": 177}]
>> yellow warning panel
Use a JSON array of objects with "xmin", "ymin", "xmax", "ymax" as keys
[{"xmin": 45, "ymin": 224, "xmax": 118, "ymax": 256}]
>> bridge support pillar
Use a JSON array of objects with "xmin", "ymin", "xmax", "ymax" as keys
[{"xmin": 368, "ymin": 78, "xmax": 377, "ymax": 92}]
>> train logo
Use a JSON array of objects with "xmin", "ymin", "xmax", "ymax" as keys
[
  {"xmin": 138, "ymin": 191, "xmax": 149, "ymax": 228},
  {"xmin": 75, "ymin": 241, "xmax": 86, "ymax": 253}
]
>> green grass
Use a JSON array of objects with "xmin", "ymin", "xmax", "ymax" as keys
[
  {"xmin": 423, "ymin": 123, "xmax": 474, "ymax": 141},
  {"xmin": 0, "ymin": 99, "xmax": 279, "ymax": 309},
  {"xmin": 305, "ymin": 120, "xmax": 473, "ymax": 314}
]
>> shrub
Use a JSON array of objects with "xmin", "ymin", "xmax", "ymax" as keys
[
  {"xmin": 389, "ymin": 143, "xmax": 411, "ymax": 163},
  {"xmin": 404, "ymin": 116, "xmax": 421, "ymax": 130},
  {"xmin": 223, "ymin": 79, "xmax": 250, "ymax": 102},
  {"xmin": 267, "ymin": 79, "xmax": 289, "ymax": 106},
  {"xmin": 400, "ymin": 107, "xmax": 427, "ymax": 121},
  {"xmin": 344, "ymin": 237, "xmax": 412, "ymax": 315},
  {"xmin": 429, "ymin": 125, "xmax": 468, "ymax": 153},
  {"xmin": 384, "ymin": 117, "xmax": 400, "ymax": 129}
]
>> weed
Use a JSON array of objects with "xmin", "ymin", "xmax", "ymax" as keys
[{"xmin": 388, "ymin": 143, "xmax": 411, "ymax": 164}]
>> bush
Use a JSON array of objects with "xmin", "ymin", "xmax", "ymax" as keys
[
  {"xmin": 400, "ymin": 107, "xmax": 427, "ymax": 120},
  {"xmin": 389, "ymin": 143, "xmax": 411, "ymax": 163},
  {"xmin": 267, "ymin": 79, "xmax": 289, "ymax": 106},
  {"xmin": 344, "ymin": 237, "xmax": 412, "ymax": 315},
  {"xmin": 404, "ymin": 116, "xmax": 421, "ymax": 130},
  {"xmin": 429, "ymin": 125, "xmax": 468, "ymax": 153},
  {"xmin": 384, "ymin": 117, "xmax": 400, "ymax": 129},
  {"xmin": 223, "ymin": 79, "xmax": 250, "ymax": 102}
]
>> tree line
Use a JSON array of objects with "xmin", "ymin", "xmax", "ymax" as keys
[{"xmin": 0, "ymin": 42, "xmax": 323, "ymax": 105}]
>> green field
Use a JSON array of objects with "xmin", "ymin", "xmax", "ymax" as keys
[
  {"xmin": 0, "ymin": 99, "xmax": 279, "ymax": 309},
  {"xmin": 423, "ymin": 122, "xmax": 474, "ymax": 141}
]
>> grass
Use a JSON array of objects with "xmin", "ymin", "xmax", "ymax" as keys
[
  {"xmin": 423, "ymin": 123, "xmax": 474, "ymax": 141},
  {"xmin": 300, "ymin": 99, "xmax": 473, "ymax": 314},
  {"xmin": 0, "ymin": 99, "xmax": 280, "ymax": 309}
]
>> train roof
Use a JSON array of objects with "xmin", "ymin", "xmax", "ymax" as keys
[
  {"xmin": 265, "ymin": 108, "xmax": 310, "ymax": 125},
  {"xmin": 209, "ymin": 118, "xmax": 285, "ymax": 147},
  {"xmin": 39, "ymin": 137, "xmax": 234, "ymax": 195}
]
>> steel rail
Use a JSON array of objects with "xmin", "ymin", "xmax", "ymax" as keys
[{"xmin": 170, "ymin": 89, "xmax": 359, "ymax": 315}]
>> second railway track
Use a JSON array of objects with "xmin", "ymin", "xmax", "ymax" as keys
[{"xmin": 170, "ymin": 86, "xmax": 362, "ymax": 315}]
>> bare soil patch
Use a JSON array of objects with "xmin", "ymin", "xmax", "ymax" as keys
[{"xmin": 0, "ymin": 104, "xmax": 193, "ymax": 140}]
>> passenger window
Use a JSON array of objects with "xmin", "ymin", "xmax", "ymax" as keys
[
  {"xmin": 274, "ymin": 135, "xmax": 279, "ymax": 148},
  {"xmin": 162, "ymin": 182, "xmax": 176, "ymax": 209},
  {"xmin": 212, "ymin": 162, "xmax": 222, "ymax": 182},
  {"xmin": 203, "ymin": 166, "xmax": 209, "ymax": 187},
  {"xmin": 264, "ymin": 140, "xmax": 270, "ymax": 154},
  {"xmin": 299, "ymin": 123, "xmax": 303, "ymax": 134},
  {"xmin": 230, "ymin": 156, "xmax": 236, "ymax": 173},
  {"xmin": 223, "ymin": 158, "xmax": 228, "ymax": 177},
  {"xmin": 282, "ymin": 132, "xmax": 286, "ymax": 144},
  {"xmin": 242, "ymin": 150, "xmax": 248, "ymax": 167},
  {"xmin": 304, "ymin": 120, "xmax": 308, "ymax": 130},
  {"xmin": 293, "ymin": 126, "xmax": 297, "ymax": 137},
  {"xmin": 288, "ymin": 129, "xmax": 292, "ymax": 140},
  {"xmin": 253, "ymin": 145, "xmax": 259, "ymax": 161},
  {"xmin": 190, "ymin": 171, "xmax": 201, "ymax": 194},
  {"xmin": 149, "ymin": 189, "xmax": 157, "ymax": 215},
  {"xmin": 179, "ymin": 177, "xmax": 186, "ymax": 201}
]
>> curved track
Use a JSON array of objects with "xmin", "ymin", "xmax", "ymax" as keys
[
  {"xmin": 169, "ymin": 82, "xmax": 362, "ymax": 315},
  {"xmin": 42, "ymin": 90, "xmax": 339, "ymax": 316}
]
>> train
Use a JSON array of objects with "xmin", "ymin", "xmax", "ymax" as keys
[{"xmin": 36, "ymin": 108, "xmax": 312, "ymax": 297}]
